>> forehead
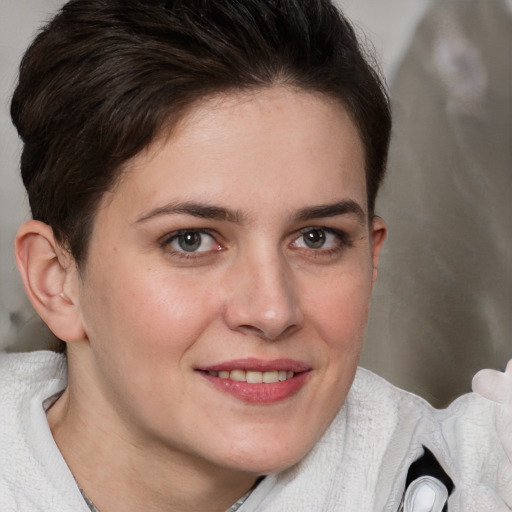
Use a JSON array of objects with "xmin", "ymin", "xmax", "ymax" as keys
[{"xmin": 103, "ymin": 87, "xmax": 367, "ymax": 222}]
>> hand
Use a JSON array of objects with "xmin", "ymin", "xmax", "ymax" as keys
[
  {"xmin": 472, "ymin": 359, "xmax": 512, "ymax": 508},
  {"xmin": 472, "ymin": 360, "xmax": 512, "ymax": 460}
]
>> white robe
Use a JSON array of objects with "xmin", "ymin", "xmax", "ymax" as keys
[{"xmin": 0, "ymin": 351, "xmax": 510, "ymax": 511}]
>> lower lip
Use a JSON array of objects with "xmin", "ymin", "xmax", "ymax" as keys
[{"xmin": 200, "ymin": 371, "xmax": 310, "ymax": 404}]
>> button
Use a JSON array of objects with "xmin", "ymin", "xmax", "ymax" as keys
[{"xmin": 402, "ymin": 476, "xmax": 449, "ymax": 512}]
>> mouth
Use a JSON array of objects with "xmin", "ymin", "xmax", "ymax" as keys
[
  {"xmin": 203, "ymin": 369, "xmax": 296, "ymax": 383},
  {"xmin": 196, "ymin": 359, "xmax": 311, "ymax": 404}
]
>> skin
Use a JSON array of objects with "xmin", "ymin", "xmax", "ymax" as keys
[{"xmin": 18, "ymin": 87, "xmax": 385, "ymax": 512}]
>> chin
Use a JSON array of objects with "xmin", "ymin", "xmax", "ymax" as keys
[{"xmin": 215, "ymin": 429, "xmax": 320, "ymax": 476}]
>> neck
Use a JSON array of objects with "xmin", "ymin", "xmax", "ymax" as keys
[{"xmin": 47, "ymin": 384, "xmax": 258, "ymax": 512}]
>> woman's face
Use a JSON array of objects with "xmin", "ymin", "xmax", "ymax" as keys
[{"xmin": 74, "ymin": 87, "xmax": 385, "ymax": 475}]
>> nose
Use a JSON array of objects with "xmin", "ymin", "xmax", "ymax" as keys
[{"xmin": 223, "ymin": 250, "xmax": 303, "ymax": 341}]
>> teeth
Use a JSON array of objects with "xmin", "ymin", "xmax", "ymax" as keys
[
  {"xmin": 209, "ymin": 369, "xmax": 296, "ymax": 383},
  {"xmin": 246, "ymin": 371, "xmax": 263, "ymax": 383},
  {"xmin": 263, "ymin": 371, "xmax": 279, "ymax": 383},
  {"xmin": 230, "ymin": 370, "xmax": 246, "ymax": 382}
]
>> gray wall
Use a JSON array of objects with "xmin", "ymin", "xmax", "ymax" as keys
[
  {"xmin": 0, "ymin": 1, "xmax": 65, "ymax": 350},
  {"xmin": 363, "ymin": 0, "xmax": 512, "ymax": 406},
  {"xmin": 1, "ymin": 0, "xmax": 510, "ymax": 406}
]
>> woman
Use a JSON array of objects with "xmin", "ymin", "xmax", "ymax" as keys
[{"xmin": 0, "ymin": 1, "xmax": 510, "ymax": 511}]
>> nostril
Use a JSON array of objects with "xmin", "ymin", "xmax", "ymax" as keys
[
  {"xmin": 237, "ymin": 324, "xmax": 267, "ymax": 338},
  {"xmin": 239, "ymin": 325, "xmax": 257, "ymax": 331},
  {"xmin": 236, "ymin": 323, "xmax": 299, "ymax": 342}
]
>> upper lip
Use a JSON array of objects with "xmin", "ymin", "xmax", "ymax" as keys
[{"xmin": 198, "ymin": 358, "xmax": 311, "ymax": 373}]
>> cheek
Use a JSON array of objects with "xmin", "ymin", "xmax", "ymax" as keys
[
  {"xmin": 304, "ymin": 267, "xmax": 373, "ymax": 349},
  {"xmin": 82, "ymin": 260, "xmax": 219, "ymax": 356},
  {"xmin": 79, "ymin": 266, "xmax": 223, "ymax": 408}
]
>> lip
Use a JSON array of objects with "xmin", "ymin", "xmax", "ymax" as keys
[
  {"xmin": 197, "ymin": 358, "xmax": 311, "ymax": 404},
  {"xmin": 199, "ymin": 358, "xmax": 311, "ymax": 373}
]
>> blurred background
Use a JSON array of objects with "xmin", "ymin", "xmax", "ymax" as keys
[{"xmin": 1, "ymin": 0, "xmax": 511, "ymax": 406}]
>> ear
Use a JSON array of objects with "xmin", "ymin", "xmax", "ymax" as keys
[
  {"xmin": 15, "ymin": 220, "xmax": 85, "ymax": 343},
  {"xmin": 370, "ymin": 216, "xmax": 387, "ymax": 287}
]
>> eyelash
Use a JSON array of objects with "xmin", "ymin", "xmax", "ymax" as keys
[
  {"xmin": 159, "ymin": 226, "xmax": 352, "ymax": 260},
  {"xmin": 291, "ymin": 227, "xmax": 353, "ymax": 257},
  {"xmin": 160, "ymin": 229, "xmax": 222, "ymax": 259}
]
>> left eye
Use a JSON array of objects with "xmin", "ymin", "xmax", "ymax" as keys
[
  {"xmin": 291, "ymin": 228, "xmax": 341, "ymax": 250},
  {"xmin": 167, "ymin": 230, "xmax": 219, "ymax": 253}
]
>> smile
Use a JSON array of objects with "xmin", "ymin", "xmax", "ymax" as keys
[
  {"xmin": 205, "ymin": 370, "xmax": 295, "ymax": 383},
  {"xmin": 198, "ymin": 359, "xmax": 311, "ymax": 404}
]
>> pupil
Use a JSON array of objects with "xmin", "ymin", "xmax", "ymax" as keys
[
  {"xmin": 304, "ymin": 229, "xmax": 325, "ymax": 249},
  {"xmin": 178, "ymin": 232, "xmax": 201, "ymax": 252}
]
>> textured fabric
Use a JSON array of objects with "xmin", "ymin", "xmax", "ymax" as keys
[
  {"xmin": 0, "ymin": 351, "xmax": 510, "ymax": 511},
  {"xmin": 0, "ymin": 351, "xmax": 89, "ymax": 512}
]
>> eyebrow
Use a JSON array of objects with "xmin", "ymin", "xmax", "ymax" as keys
[
  {"xmin": 292, "ymin": 200, "xmax": 366, "ymax": 223},
  {"xmin": 135, "ymin": 201, "xmax": 246, "ymax": 224},
  {"xmin": 135, "ymin": 199, "xmax": 366, "ymax": 225}
]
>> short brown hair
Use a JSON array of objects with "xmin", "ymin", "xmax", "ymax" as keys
[{"xmin": 12, "ymin": 0, "xmax": 391, "ymax": 269}]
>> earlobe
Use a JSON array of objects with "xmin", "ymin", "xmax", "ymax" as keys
[
  {"xmin": 370, "ymin": 216, "xmax": 387, "ymax": 286},
  {"xmin": 15, "ymin": 220, "xmax": 85, "ymax": 343}
]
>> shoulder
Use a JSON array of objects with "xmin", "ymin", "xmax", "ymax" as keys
[
  {"xmin": 0, "ymin": 349, "xmax": 67, "ymax": 452},
  {"xmin": 350, "ymin": 366, "xmax": 433, "ymax": 414},
  {"xmin": 0, "ymin": 351, "xmax": 86, "ymax": 511},
  {"xmin": 0, "ymin": 350, "xmax": 65, "ymax": 374},
  {"xmin": 0, "ymin": 350, "xmax": 66, "ymax": 403},
  {"xmin": 353, "ymin": 367, "xmax": 512, "ymax": 510},
  {"xmin": 0, "ymin": 350, "xmax": 66, "ymax": 389},
  {"xmin": 345, "ymin": 366, "xmax": 437, "ymax": 445},
  {"xmin": 0, "ymin": 349, "xmax": 67, "ymax": 434},
  {"xmin": 0, "ymin": 350, "xmax": 67, "ymax": 441}
]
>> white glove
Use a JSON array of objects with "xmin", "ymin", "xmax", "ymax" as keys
[{"xmin": 472, "ymin": 359, "xmax": 512, "ymax": 507}]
